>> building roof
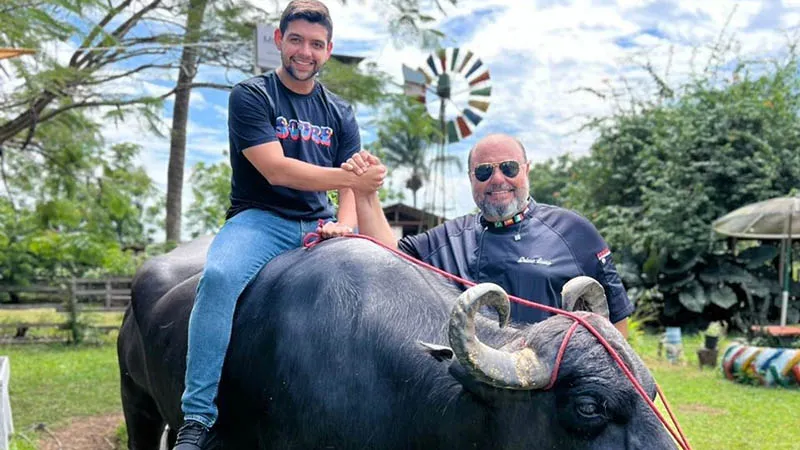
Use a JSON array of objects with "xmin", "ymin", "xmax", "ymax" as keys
[{"xmin": 382, "ymin": 203, "xmax": 446, "ymax": 227}]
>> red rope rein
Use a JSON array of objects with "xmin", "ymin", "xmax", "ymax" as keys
[{"xmin": 303, "ymin": 232, "xmax": 691, "ymax": 450}]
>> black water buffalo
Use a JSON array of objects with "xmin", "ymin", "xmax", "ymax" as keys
[{"xmin": 118, "ymin": 236, "xmax": 676, "ymax": 449}]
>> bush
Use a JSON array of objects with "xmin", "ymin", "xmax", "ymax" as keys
[{"xmin": 533, "ymin": 39, "xmax": 800, "ymax": 329}]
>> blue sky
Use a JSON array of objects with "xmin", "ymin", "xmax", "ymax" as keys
[{"xmin": 8, "ymin": 0, "xmax": 800, "ymax": 230}]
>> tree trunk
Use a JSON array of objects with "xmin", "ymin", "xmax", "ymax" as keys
[{"xmin": 165, "ymin": 0, "xmax": 209, "ymax": 244}]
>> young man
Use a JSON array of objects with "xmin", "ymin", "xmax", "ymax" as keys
[
  {"xmin": 174, "ymin": 1, "xmax": 385, "ymax": 449},
  {"xmin": 334, "ymin": 134, "xmax": 633, "ymax": 335}
]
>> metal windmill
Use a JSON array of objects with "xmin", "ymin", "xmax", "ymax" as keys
[{"xmin": 402, "ymin": 48, "xmax": 491, "ymax": 220}]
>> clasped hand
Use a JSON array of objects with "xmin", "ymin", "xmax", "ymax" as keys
[
  {"xmin": 342, "ymin": 150, "xmax": 386, "ymax": 193},
  {"xmin": 316, "ymin": 150, "xmax": 386, "ymax": 240}
]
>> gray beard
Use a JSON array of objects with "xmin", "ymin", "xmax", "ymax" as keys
[{"xmin": 479, "ymin": 194, "xmax": 526, "ymax": 221}]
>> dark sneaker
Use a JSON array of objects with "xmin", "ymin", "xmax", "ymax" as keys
[{"xmin": 173, "ymin": 420, "xmax": 214, "ymax": 450}]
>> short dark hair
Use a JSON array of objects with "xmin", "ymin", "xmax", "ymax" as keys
[
  {"xmin": 280, "ymin": 0, "xmax": 333, "ymax": 41},
  {"xmin": 467, "ymin": 137, "xmax": 527, "ymax": 168}
]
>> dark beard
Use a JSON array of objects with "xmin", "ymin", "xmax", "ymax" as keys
[{"xmin": 284, "ymin": 63, "xmax": 318, "ymax": 82}]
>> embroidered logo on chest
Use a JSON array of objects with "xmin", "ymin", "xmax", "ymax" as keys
[{"xmin": 517, "ymin": 256, "xmax": 553, "ymax": 266}]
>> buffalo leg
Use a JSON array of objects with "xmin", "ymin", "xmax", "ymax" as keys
[{"xmin": 121, "ymin": 374, "xmax": 165, "ymax": 450}]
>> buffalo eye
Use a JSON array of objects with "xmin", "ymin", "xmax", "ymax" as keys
[
  {"xmin": 575, "ymin": 398, "xmax": 602, "ymax": 419},
  {"xmin": 556, "ymin": 393, "xmax": 610, "ymax": 438}
]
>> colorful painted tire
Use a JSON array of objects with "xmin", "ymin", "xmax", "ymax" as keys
[{"xmin": 721, "ymin": 343, "xmax": 800, "ymax": 387}]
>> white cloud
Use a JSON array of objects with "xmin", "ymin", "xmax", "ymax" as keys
[
  {"xmin": 7, "ymin": 0, "xmax": 794, "ymax": 231},
  {"xmin": 213, "ymin": 104, "xmax": 229, "ymax": 120},
  {"xmin": 783, "ymin": 11, "xmax": 800, "ymax": 28}
]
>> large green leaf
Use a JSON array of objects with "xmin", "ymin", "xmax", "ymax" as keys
[
  {"xmin": 742, "ymin": 277, "xmax": 778, "ymax": 298},
  {"xmin": 661, "ymin": 252, "xmax": 703, "ymax": 275},
  {"xmin": 616, "ymin": 262, "xmax": 643, "ymax": 287},
  {"xmin": 699, "ymin": 261, "xmax": 754, "ymax": 285},
  {"xmin": 708, "ymin": 285, "xmax": 738, "ymax": 309},
  {"xmin": 659, "ymin": 272, "xmax": 696, "ymax": 292},
  {"xmin": 678, "ymin": 283, "xmax": 707, "ymax": 313},
  {"xmin": 643, "ymin": 247, "xmax": 667, "ymax": 280},
  {"xmin": 737, "ymin": 245, "xmax": 779, "ymax": 268}
]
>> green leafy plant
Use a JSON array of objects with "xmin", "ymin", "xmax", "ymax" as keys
[
  {"xmin": 528, "ymin": 35, "xmax": 800, "ymax": 330},
  {"xmin": 705, "ymin": 321, "xmax": 724, "ymax": 338}
]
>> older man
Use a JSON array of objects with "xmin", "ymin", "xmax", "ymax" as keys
[{"xmin": 335, "ymin": 133, "xmax": 632, "ymax": 334}]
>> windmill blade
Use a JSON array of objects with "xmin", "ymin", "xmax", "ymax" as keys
[
  {"xmin": 468, "ymin": 70, "xmax": 491, "ymax": 86},
  {"xmin": 463, "ymin": 108, "xmax": 484, "ymax": 127},
  {"xmin": 468, "ymin": 100, "xmax": 490, "ymax": 113},
  {"xmin": 458, "ymin": 51, "xmax": 474, "ymax": 73},
  {"xmin": 426, "ymin": 54, "xmax": 440, "ymax": 76},
  {"xmin": 456, "ymin": 116, "xmax": 474, "ymax": 139},
  {"xmin": 450, "ymin": 48, "xmax": 461, "ymax": 72},
  {"xmin": 469, "ymin": 86, "xmax": 492, "ymax": 98},
  {"xmin": 437, "ymin": 48, "xmax": 448, "ymax": 73},
  {"xmin": 401, "ymin": 47, "xmax": 492, "ymax": 143}
]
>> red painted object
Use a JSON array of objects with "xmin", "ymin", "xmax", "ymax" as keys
[{"xmin": 751, "ymin": 325, "xmax": 800, "ymax": 337}]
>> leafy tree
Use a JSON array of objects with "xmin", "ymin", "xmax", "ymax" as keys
[
  {"xmin": 532, "ymin": 46, "xmax": 800, "ymax": 328},
  {"xmin": 185, "ymin": 158, "xmax": 232, "ymax": 239},
  {"xmin": 1, "ymin": 0, "xmax": 454, "ymax": 244},
  {"xmin": 529, "ymin": 154, "xmax": 583, "ymax": 208},
  {"xmin": 373, "ymin": 95, "xmax": 459, "ymax": 209},
  {"xmin": 0, "ymin": 0, "xmax": 176, "ymax": 150},
  {"xmin": 0, "ymin": 114, "xmax": 158, "ymax": 296}
]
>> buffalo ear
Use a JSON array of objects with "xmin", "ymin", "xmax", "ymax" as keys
[{"xmin": 418, "ymin": 341, "xmax": 454, "ymax": 362}]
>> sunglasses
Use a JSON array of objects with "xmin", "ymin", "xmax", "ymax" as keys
[{"xmin": 471, "ymin": 160, "xmax": 523, "ymax": 182}]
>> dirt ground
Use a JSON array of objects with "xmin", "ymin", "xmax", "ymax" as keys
[{"xmin": 36, "ymin": 413, "xmax": 124, "ymax": 450}]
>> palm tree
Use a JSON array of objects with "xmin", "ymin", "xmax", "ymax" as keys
[{"xmin": 375, "ymin": 96, "xmax": 461, "ymax": 209}]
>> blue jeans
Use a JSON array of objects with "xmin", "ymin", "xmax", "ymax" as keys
[{"xmin": 181, "ymin": 208, "xmax": 325, "ymax": 428}]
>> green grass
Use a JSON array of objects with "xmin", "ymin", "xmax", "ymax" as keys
[
  {"xmin": 0, "ymin": 308, "xmax": 123, "ymax": 341},
  {"xmin": 0, "ymin": 343, "xmax": 121, "ymax": 449},
  {"xmin": 0, "ymin": 323, "xmax": 798, "ymax": 449},
  {"xmin": 633, "ymin": 333, "xmax": 800, "ymax": 450}
]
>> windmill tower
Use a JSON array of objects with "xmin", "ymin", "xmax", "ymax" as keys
[{"xmin": 402, "ymin": 48, "xmax": 491, "ymax": 220}]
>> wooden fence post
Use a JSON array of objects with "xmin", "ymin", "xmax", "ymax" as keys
[
  {"xmin": 70, "ymin": 278, "xmax": 77, "ymax": 308},
  {"xmin": 67, "ymin": 278, "xmax": 81, "ymax": 343},
  {"xmin": 105, "ymin": 278, "xmax": 112, "ymax": 309},
  {"xmin": 0, "ymin": 356, "xmax": 13, "ymax": 450}
]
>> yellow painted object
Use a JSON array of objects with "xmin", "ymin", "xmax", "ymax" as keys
[{"xmin": 0, "ymin": 48, "xmax": 36, "ymax": 60}]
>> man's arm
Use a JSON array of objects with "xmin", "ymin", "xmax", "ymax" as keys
[
  {"xmin": 336, "ymin": 188, "xmax": 357, "ymax": 230},
  {"xmin": 243, "ymin": 142, "xmax": 384, "ymax": 192},
  {"xmin": 335, "ymin": 150, "xmax": 398, "ymax": 247},
  {"xmin": 614, "ymin": 318, "xmax": 628, "ymax": 339},
  {"xmin": 315, "ymin": 188, "xmax": 358, "ymax": 238},
  {"xmin": 353, "ymin": 191, "xmax": 399, "ymax": 249}
]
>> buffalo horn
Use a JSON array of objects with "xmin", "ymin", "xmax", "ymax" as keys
[
  {"xmin": 448, "ymin": 283, "xmax": 550, "ymax": 390},
  {"xmin": 561, "ymin": 276, "xmax": 609, "ymax": 319}
]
